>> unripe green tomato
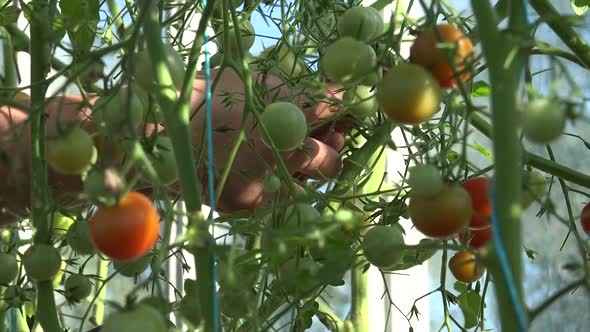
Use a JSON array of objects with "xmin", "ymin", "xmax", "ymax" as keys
[
  {"xmin": 47, "ymin": 127, "xmax": 95, "ymax": 175},
  {"xmin": 522, "ymin": 98, "xmax": 566, "ymax": 143},
  {"xmin": 64, "ymin": 274, "xmax": 93, "ymax": 302},
  {"xmin": 0, "ymin": 253, "xmax": 18, "ymax": 284},
  {"xmin": 408, "ymin": 164, "xmax": 443, "ymax": 197},
  {"xmin": 360, "ymin": 66, "xmax": 383, "ymax": 86},
  {"xmin": 23, "ymin": 244, "xmax": 62, "ymax": 281},
  {"xmin": 113, "ymin": 255, "xmax": 152, "ymax": 277},
  {"xmin": 94, "ymin": 87, "xmax": 145, "ymax": 135},
  {"xmin": 134, "ymin": 44, "xmax": 186, "ymax": 92},
  {"xmin": 259, "ymin": 102, "xmax": 307, "ymax": 151},
  {"xmin": 337, "ymin": 6, "xmax": 383, "ymax": 42},
  {"xmin": 102, "ymin": 305, "xmax": 167, "ymax": 332},
  {"xmin": 522, "ymin": 170, "xmax": 548, "ymax": 208},
  {"xmin": 66, "ymin": 220, "xmax": 96, "ymax": 256},
  {"xmin": 219, "ymin": 19, "xmax": 255, "ymax": 55},
  {"xmin": 51, "ymin": 212, "xmax": 75, "ymax": 236},
  {"xmin": 218, "ymin": 287, "xmax": 255, "ymax": 318},
  {"xmin": 321, "ymin": 37, "xmax": 377, "ymax": 85},
  {"xmin": 149, "ymin": 136, "xmax": 178, "ymax": 185},
  {"xmin": 278, "ymin": 257, "xmax": 320, "ymax": 297},
  {"xmin": 285, "ymin": 203, "xmax": 321, "ymax": 225},
  {"xmin": 343, "ymin": 85, "xmax": 378, "ymax": 118},
  {"xmin": 261, "ymin": 46, "xmax": 309, "ymax": 78},
  {"xmin": 264, "ymin": 174, "xmax": 281, "ymax": 192},
  {"xmin": 361, "ymin": 225, "xmax": 405, "ymax": 269}
]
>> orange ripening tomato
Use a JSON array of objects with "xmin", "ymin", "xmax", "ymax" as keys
[
  {"xmin": 89, "ymin": 192, "xmax": 159, "ymax": 261},
  {"xmin": 448, "ymin": 250, "xmax": 485, "ymax": 284},
  {"xmin": 459, "ymin": 177, "xmax": 493, "ymax": 248},
  {"xmin": 581, "ymin": 202, "xmax": 590, "ymax": 236},
  {"xmin": 410, "ymin": 24, "xmax": 474, "ymax": 88}
]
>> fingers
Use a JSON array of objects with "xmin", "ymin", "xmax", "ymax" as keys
[{"xmin": 287, "ymin": 137, "xmax": 343, "ymax": 180}]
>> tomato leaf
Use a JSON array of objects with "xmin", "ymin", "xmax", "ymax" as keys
[
  {"xmin": 59, "ymin": 0, "xmax": 99, "ymax": 56},
  {"xmin": 472, "ymin": 81, "xmax": 490, "ymax": 97},
  {"xmin": 571, "ymin": 0, "xmax": 590, "ymax": 15},
  {"xmin": 456, "ymin": 290, "xmax": 482, "ymax": 329},
  {"xmin": 467, "ymin": 143, "xmax": 493, "ymax": 161},
  {"xmin": 385, "ymin": 239, "xmax": 438, "ymax": 271},
  {"xmin": 0, "ymin": 6, "xmax": 21, "ymax": 26},
  {"xmin": 371, "ymin": 0, "xmax": 392, "ymax": 11}
]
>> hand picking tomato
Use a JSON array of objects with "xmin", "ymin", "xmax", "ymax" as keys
[
  {"xmin": 581, "ymin": 202, "xmax": 590, "ymax": 236},
  {"xmin": 89, "ymin": 192, "xmax": 160, "ymax": 261},
  {"xmin": 410, "ymin": 23, "xmax": 474, "ymax": 88},
  {"xmin": 47, "ymin": 127, "xmax": 95, "ymax": 175},
  {"xmin": 448, "ymin": 250, "xmax": 485, "ymax": 283},
  {"xmin": 377, "ymin": 63, "xmax": 441, "ymax": 125},
  {"xmin": 459, "ymin": 177, "xmax": 493, "ymax": 249},
  {"xmin": 409, "ymin": 184, "xmax": 472, "ymax": 238}
]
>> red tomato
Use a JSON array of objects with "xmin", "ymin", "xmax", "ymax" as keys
[
  {"xmin": 458, "ymin": 216, "xmax": 493, "ymax": 249},
  {"xmin": 581, "ymin": 202, "xmax": 590, "ymax": 236},
  {"xmin": 459, "ymin": 177, "xmax": 494, "ymax": 248},
  {"xmin": 410, "ymin": 24, "xmax": 474, "ymax": 88},
  {"xmin": 89, "ymin": 192, "xmax": 160, "ymax": 261}
]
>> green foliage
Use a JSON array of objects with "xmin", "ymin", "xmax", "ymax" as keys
[
  {"xmin": 571, "ymin": 0, "xmax": 590, "ymax": 15},
  {"xmin": 59, "ymin": 0, "xmax": 99, "ymax": 56}
]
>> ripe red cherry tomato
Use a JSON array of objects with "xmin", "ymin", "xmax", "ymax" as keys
[
  {"xmin": 89, "ymin": 192, "xmax": 159, "ymax": 261},
  {"xmin": 410, "ymin": 24, "xmax": 474, "ymax": 88},
  {"xmin": 459, "ymin": 177, "xmax": 493, "ymax": 248},
  {"xmin": 581, "ymin": 202, "xmax": 590, "ymax": 236}
]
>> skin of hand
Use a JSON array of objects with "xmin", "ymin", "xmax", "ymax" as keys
[{"xmin": 0, "ymin": 68, "xmax": 346, "ymax": 224}]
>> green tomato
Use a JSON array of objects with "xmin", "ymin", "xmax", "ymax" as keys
[
  {"xmin": 64, "ymin": 274, "xmax": 93, "ymax": 302},
  {"xmin": 0, "ymin": 253, "xmax": 18, "ymax": 284},
  {"xmin": 51, "ymin": 212, "xmax": 75, "ymax": 237},
  {"xmin": 278, "ymin": 257, "xmax": 321, "ymax": 298},
  {"xmin": 94, "ymin": 87, "xmax": 145, "ymax": 135},
  {"xmin": 219, "ymin": 287, "xmax": 255, "ymax": 318},
  {"xmin": 285, "ymin": 203, "xmax": 321, "ymax": 225},
  {"xmin": 261, "ymin": 46, "xmax": 308, "ymax": 78},
  {"xmin": 337, "ymin": 6, "xmax": 383, "ymax": 42},
  {"xmin": 259, "ymin": 102, "xmax": 308, "ymax": 151},
  {"xmin": 113, "ymin": 255, "xmax": 152, "ymax": 278},
  {"xmin": 361, "ymin": 225, "xmax": 405, "ymax": 269},
  {"xmin": 343, "ymin": 85, "xmax": 378, "ymax": 118},
  {"xmin": 66, "ymin": 220, "xmax": 96, "ymax": 256},
  {"xmin": 360, "ymin": 66, "xmax": 383, "ymax": 86},
  {"xmin": 320, "ymin": 37, "xmax": 377, "ymax": 85},
  {"xmin": 522, "ymin": 98, "xmax": 566, "ymax": 143},
  {"xmin": 407, "ymin": 164, "xmax": 443, "ymax": 197},
  {"xmin": 522, "ymin": 170, "xmax": 548, "ymax": 208},
  {"xmin": 301, "ymin": 1, "xmax": 346, "ymax": 42},
  {"xmin": 263, "ymin": 174, "xmax": 281, "ymax": 192},
  {"xmin": 148, "ymin": 136, "xmax": 178, "ymax": 185},
  {"xmin": 219, "ymin": 19, "xmax": 255, "ymax": 55},
  {"xmin": 102, "ymin": 305, "xmax": 167, "ymax": 332},
  {"xmin": 134, "ymin": 44, "xmax": 186, "ymax": 92},
  {"xmin": 22, "ymin": 244, "xmax": 62, "ymax": 281},
  {"xmin": 47, "ymin": 127, "xmax": 95, "ymax": 175}
]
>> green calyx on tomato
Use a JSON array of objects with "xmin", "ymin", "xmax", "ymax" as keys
[
  {"xmin": 113, "ymin": 254, "xmax": 152, "ymax": 278},
  {"xmin": 320, "ymin": 37, "xmax": 377, "ymax": 85},
  {"xmin": 23, "ymin": 244, "xmax": 62, "ymax": 281},
  {"xmin": 64, "ymin": 274, "xmax": 93, "ymax": 303},
  {"xmin": 522, "ymin": 98, "xmax": 566, "ymax": 144},
  {"xmin": 409, "ymin": 184, "xmax": 472, "ymax": 238},
  {"xmin": 3, "ymin": 285, "xmax": 31, "ymax": 308},
  {"xmin": 66, "ymin": 219, "xmax": 96, "ymax": 256},
  {"xmin": 337, "ymin": 6, "xmax": 383, "ymax": 42},
  {"xmin": 101, "ymin": 305, "xmax": 167, "ymax": 332},
  {"xmin": 343, "ymin": 85, "xmax": 378, "ymax": 118},
  {"xmin": 259, "ymin": 101, "xmax": 307, "ymax": 152},
  {"xmin": 377, "ymin": 63, "xmax": 441, "ymax": 125},
  {"xmin": 0, "ymin": 253, "xmax": 18, "ymax": 284},
  {"xmin": 134, "ymin": 44, "xmax": 186, "ymax": 92},
  {"xmin": 361, "ymin": 225, "xmax": 405, "ymax": 269},
  {"xmin": 47, "ymin": 127, "xmax": 96, "ymax": 175},
  {"xmin": 147, "ymin": 135, "xmax": 178, "ymax": 185},
  {"xmin": 407, "ymin": 164, "xmax": 443, "ymax": 197},
  {"xmin": 89, "ymin": 191, "xmax": 160, "ymax": 261}
]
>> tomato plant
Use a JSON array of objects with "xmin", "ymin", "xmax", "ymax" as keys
[
  {"xmin": 320, "ymin": 37, "xmax": 377, "ymax": 85},
  {"xmin": 134, "ymin": 43, "xmax": 186, "ymax": 92},
  {"xmin": 261, "ymin": 45, "xmax": 308, "ymax": 78},
  {"xmin": 522, "ymin": 98, "xmax": 566, "ymax": 144},
  {"xmin": 407, "ymin": 164, "xmax": 443, "ymax": 197},
  {"xmin": 337, "ymin": 6, "xmax": 383, "ymax": 42},
  {"xmin": 343, "ymin": 85, "xmax": 379, "ymax": 118},
  {"xmin": 377, "ymin": 63, "xmax": 441, "ymax": 124},
  {"xmin": 410, "ymin": 24, "xmax": 475, "ymax": 88},
  {"xmin": 278, "ymin": 257, "xmax": 321, "ymax": 298},
  {"xmin": 147, "ymin": 135, "xmax": 178, "ymax": 185},
  {"xmin": 89, "ymin": 192, "xmax": 160, "ymax": 261},
  {"xmin": 64, "ymin": 274, "xmax": 93, "ymax": 303},
  {"xmin": 361, "ymin": 225, "xmax": 405, "ymax": 269},
  {"xmin": 448, "ymin": 250, "xmax": 486, "ymax": 284},
  {"xmin": 259, "ymin": 101, "xmax": 307, "ymax": 151},
  {"xmin": 46, "ymin": 127, "xmax": 95, "ymax": 175},
  {"xmin": 581, "ymin": 201, "xmax": 590, "ymax": 236},
  {"xmin": 0, "ymin": 253, "xmax": 18, "ymax": 284},
  {"xmin": 113, "ymin": 255, "xmax": 152, "ymax": 277},
  {"xmin": 409, "ymin": 184, "xmax": 472, "ymax": 238},
  {"xmin": 101, "ymin": 305, "xmax": 167, "ymax": 332},
  {"xmin": 3, "ymin": 286, "xmax": 29, "ymax": 308},
  {"xmin": 22, "ymin": 244, "xmax": 62, "ymax": 281}
]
